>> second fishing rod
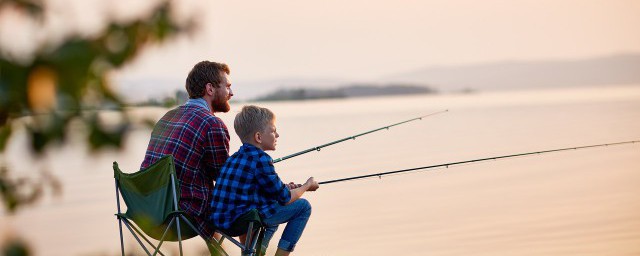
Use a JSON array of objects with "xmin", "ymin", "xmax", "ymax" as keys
[
  {"xmin": 318, "ymin": 140, "xmax": 640, "ymax": 185},
  {"xmin": 272, "ymin": 109, "xmax": 449, "ymax": 164}
]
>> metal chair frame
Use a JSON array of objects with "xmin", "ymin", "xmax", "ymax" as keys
[{"xmin": 114, "ymin": 163, "xmax": 265, "ymax": 256}]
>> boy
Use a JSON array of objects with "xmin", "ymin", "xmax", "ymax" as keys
[{"xmin": 210, "ymin": 105, "xmax": 319, "ymax": 256}]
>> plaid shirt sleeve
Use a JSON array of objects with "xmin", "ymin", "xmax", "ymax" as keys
[
  {"xmin": 202, "ymin": 122, "xmax": 230, "ymax": 180},
  {"xmin": 255, "ymin": 154, "xmax": 291, "ymax": 205}
]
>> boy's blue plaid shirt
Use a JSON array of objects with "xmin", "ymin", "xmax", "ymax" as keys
[{"xmin": 210, "ymin": 143, "xmax": 291, "ymax": 230}]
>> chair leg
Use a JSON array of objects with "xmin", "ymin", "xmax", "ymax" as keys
[
  {"xmin": 122, "ymin": 220, "xmax": 153, "ymax": 255},
  {"xmin": 248, "ymin": 228, "xmax": 261, "ymax": 256},
  {"xmin": 242, "ymin": 223, "xmax": 266, "ymax": 256},
  {"xmin": 123, "ymin": 219, "xmax": 166, "ymax": 256},
  {"xmin": 118, "ymin": 217, "xmax": 126, "ymax": 256},
  {"xmin": 220, "ymin": 232, "xmax": 245, "ymax": 249},
  {"xmin": 115, "ymin": 181, "xmax": 126, "ymax": 256},
  {"xmin": 152, "ymin": 218, "xmax": 177, "ymax": 256},
  {"xmin": 255, "ymin": 227, "xmax": 265, "ymax": 256},
  {"xmin": 169, "ymin": 173, "xmax": 185, "ymax": 256},
  {"xmin": 249, "ymin": 227, "xmax": 264, "ymax": 256},
  {"xmin": 176, "ymin": 217, "xmax": 184, "ymax": 256},
  {"xmin": 178, "ymin": 215, "xmax": 230, "ymax": 256},
  {"xmin": 242, "ymin": 222, "xmax": 255, "ymax": 256}
]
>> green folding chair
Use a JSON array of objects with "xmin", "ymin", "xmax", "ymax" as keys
[{"xmin": 113, "ymin": 155, "xmax": 265, "ymax": 256}]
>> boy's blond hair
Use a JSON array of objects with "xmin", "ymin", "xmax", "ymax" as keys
[{"xmin": 234, "ymin": 105, "xmax": 275, "ymax": 143}]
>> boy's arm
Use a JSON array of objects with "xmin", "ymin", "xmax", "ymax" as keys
[
  {"xmin": 255, "ymin": 156, "xmax": 292, "ymax": 205},
  {"xmin": 286, "ymin": 177, "xmax": 319, "ymax": 205}
]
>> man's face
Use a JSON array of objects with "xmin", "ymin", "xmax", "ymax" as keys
[{"xmin": 211, "ymin": 71, "xmax": 233, "ymax": 113}]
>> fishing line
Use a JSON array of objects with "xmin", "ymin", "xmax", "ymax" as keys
[
  {"xmin": 319, "ymin": 140, "xmax": 639, "ymax": 185},
  {"xmin": 272, "ymin": 109, "xmax": 449, "ymax": 163}
]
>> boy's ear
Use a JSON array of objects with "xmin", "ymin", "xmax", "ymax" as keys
[{"xmin": 254, "ymin": 131, "xmax": 261, "ymax": 143}]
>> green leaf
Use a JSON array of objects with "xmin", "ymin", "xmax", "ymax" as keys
[
  {"xmin": 1, "ymin": 237, "xmax": 31, "ymax": 256},
  {"xmin": 0, "ymin": 124, "xmax": 12, "ymax": 152}
]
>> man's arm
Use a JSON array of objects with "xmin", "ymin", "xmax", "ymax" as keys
[{"xmin": 204, "ymin": 122, "xmax": 230, "ymax": 180}]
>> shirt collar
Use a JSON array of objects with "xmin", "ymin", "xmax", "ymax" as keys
[
  {"xmin": 241, "ymin": 143, "xmax": 261, "ymax": 151},
  {"xmin": 241, "ymin": 143, "xmax": 269, "ymax": 155},
  {"xmin": 240, "ymin": 143, "xmax": 274, "ymax": 165},
  {"xmin": 185, "ymin": 98, "xmax": 210, "ymax": 111}
]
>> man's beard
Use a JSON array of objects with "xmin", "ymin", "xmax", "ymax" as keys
[{"xmin": 211, "ymin": 97, "xmax": 230, "ymax": 113}]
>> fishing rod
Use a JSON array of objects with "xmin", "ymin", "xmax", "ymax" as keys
[
  {"xmin": 272, "ymin": 109, "xmax": 449, "ymax": 164},
  {"xmin": 319, "ymin": 140, "xmax": 639, "ymax": 185}
]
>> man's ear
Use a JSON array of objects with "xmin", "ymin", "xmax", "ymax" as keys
[{"xmin": 205, "ymin": 83, "xmax": 215, "ymax": 96}]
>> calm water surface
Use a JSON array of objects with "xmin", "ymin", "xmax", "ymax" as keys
[{"xmin": 1, "ymin": 85, "xmax": 639, "ymax": 255}]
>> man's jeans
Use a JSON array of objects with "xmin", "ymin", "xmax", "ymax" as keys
[{"xmin": 261, "ymin": 198, "xmax": 312, "ymax": 252}]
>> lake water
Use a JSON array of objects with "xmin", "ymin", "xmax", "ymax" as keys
[{"xmin": 1, "ymin": 85, "xmax": 639, "ymax": 255}]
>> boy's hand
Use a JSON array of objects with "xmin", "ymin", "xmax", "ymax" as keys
[
  {"xmin": 304, "ymin": 177, "xmax": 320, "ymax": 192},
  {"xmin": 286, "ymin": 182, "xmax": 302, "ymax": 189}
]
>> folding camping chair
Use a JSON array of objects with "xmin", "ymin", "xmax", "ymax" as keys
[{"xmin": 113, "ymin": 155, "xmax": 266, "ymax": 256}]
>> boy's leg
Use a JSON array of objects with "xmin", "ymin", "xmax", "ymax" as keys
[
  {"xmin": 261, "ymin": 199, "xmax": 312, "ymax": 252},
  {"xmin": 261, "ymin": 225, "xmax": 279, "ymax": 249},
  {"xmin": 274, "ymin": 248, "xmax": 291, "ymax": 256}
]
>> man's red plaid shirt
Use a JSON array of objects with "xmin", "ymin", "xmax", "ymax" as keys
[{"xmin": 141, "ymin": 100, "xmax": 229, "ymax": 238}]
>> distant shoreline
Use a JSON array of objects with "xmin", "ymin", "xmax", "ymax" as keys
[{"xmin": 252, "ymin": 84, "xmax": 436, "ymax": 102}]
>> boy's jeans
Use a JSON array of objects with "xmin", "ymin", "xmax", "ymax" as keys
[{"xmin": 261, "ymin": 198, "xmax": 312, "ymax": 252}]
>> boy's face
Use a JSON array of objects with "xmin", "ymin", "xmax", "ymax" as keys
[{"xmin": 259, "ymin": 119, "xmax": 279, "ymax": 151}]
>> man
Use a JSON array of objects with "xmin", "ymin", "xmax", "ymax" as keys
[{"xmin": 140, "ymin": 61, "xmax": 233, "ymax": 239}]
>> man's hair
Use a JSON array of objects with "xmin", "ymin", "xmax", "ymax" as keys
[
  {"xmin": 234, "ymin": 105, "xmax": 275, "ymax": 143},
  {"xmin": 185, "ymin": 61, "xmax": 230, "ymax": 99}
]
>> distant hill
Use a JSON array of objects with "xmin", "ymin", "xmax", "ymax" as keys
[
  {"xmin": 117, "ymin": 53, "xmax": 640, "ymax": 103},
  {"xmin": 383, "ymin": 54, "xmax": 640, "ymax": 92},
  {"xmin": 254, "ymin": 84, "xmax": 435, "ymax": 101}
]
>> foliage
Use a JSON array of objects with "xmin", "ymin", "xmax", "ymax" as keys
[
  {"xmin": 1, "ymin": 238, "xmax": 30, "ymax": 256},
  {"xmin": 0, "ymin": 0, "xmax": 195, "ymax": 213}
]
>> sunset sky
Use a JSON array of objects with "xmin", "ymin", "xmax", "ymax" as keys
[{"xmin": 2, "ymin": 0, "xmax": 640, "ymax": 99}]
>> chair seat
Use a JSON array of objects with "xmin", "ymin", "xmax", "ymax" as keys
[
  {"xmin": 116, "ymin": 211, "xmax": 200, "ymax": 241},
  {"xmin": 219, "ymin": 209, "xmax": 264, "ymax": 237}
]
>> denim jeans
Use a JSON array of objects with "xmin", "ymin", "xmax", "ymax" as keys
[{"xmin": 261, "ymin": 198, "xmax": 312, "ymax": 252}]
